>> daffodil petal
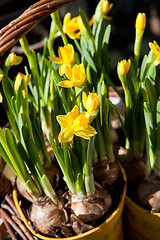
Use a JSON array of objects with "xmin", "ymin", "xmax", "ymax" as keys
[
  {"xmin": 58, "ymin": 128, "xmax": 74, "ymax": 143},
  {"xmin": 67, "ymin": 32, "xmax": 81, "ymax": 40},
  {"xmin": 0, "ymin": 92, "xmax": 3, "ymax": 102},
  {"xmin": 58, "ymin": 80, "xmax": 74, "ymax": 88},
  {"xmin": 59, "ymin": 64, "xmax": 67, "ymax": 76},
  {"xmin": 89, "ymin": 15, "xmax": 95, "ymax": 26},
  {"xmin": 63, "ymin": 12, "xmax": 71, "ymax": 26},
  {"xmin": 49, "ymin": 56, "xmax": 63, "ymax": 64},
  {"xmin": 64, "ymin": 65, "xmax": 73, "ymax": 80},
  {"xmin": 0, "ymin": 74, "xmax": 3, "ymax": 82},
  {"xmin": 60, "ymin": 45, "xmax": 74, "ymax": 65},
  {"xmin": 75, "ymin": 125, "xmax": 97, "ymax": 139},
  {"xmin": 68, "ymin": 105, "xmax": 79, "ymax": 121},
  {"xmin": 149, "ymin": 41, "xmax": 160, "ymax": 56},
  {"xmin": 103, "ymin": 15, "xmax": 112, "ymax": 20},
  {"xmin": 82, "ymin": 92, "xmax": 88, "ymax": 109},
  {"xmin": 56, "ymin": 115, "xmax": 72, "ymax": 128}
]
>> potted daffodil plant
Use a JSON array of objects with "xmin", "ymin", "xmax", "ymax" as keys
[
  {"xmin": 0, "ymin": 0, "xmax": 126, "ymax": 240},
  {"xmin": 116, "ymin": 11, "xmax": 160, "ymax": 240}
]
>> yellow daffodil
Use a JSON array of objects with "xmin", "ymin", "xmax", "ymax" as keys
[
  {"xmin": 5, "ymin": 53, "xmax": 23, "ymax": 68},
  {"xmin": 63, "ymin": 13, "xmax": 94, "ymax": 39},
  {"xmin": 135, "ymin": 13, "xmax": 146, "ymax": 37},
  {"xmin": 57, "ymin": 105, "xmax": 97, "ymax": 143},
  {"xmin": 101, "ymin": 0, "xmax": 113, "ymax": 19},
  {"xmin": 63, "ymin": 13, "xmax": 83, "ymax": 39},
  {"xmin": 58, "ymin": 63, "xmax": 86, "ymax": 88},
  {"xmin": 118, "ymin": 59, "xmax": 131, "ymax": 76},
  {"xmin": 82, "ymin": 92, "xmax": 99, "ymax": 115},
  {"xmin": 95, "ymin": 0, "xmax": 113, "ymax": 22},
  {"xmin": 149, "ymin": 41, "xmax": 160, "ymax": 66},
  {"xmin": 14, "ymin": 72, "xmax": 31, "ymax": 92},
  {"xmin": 49, "ymin": 44, "xmax": 74, "ymax": 75},
  {"xmin": 0, "ymin": 92, "xmax": 3, "ymax": 103}
]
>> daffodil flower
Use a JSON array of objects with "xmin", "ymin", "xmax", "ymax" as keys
[
  {"xmin": 118, "ymin": 59, "xmax": 131, "ymax": 76},
  {"xmin": 14, "ymin": 72, "xmax": 31, "ymax": 93},
  {"xmin": 135, "ymin": 13, "xmax": 146, "ymax": 37},
  {"xmin": 5, "ymin": 53, "xmax": 22, "ymax": 68},
  {"xmin": 149, "ymin": 41, "xmax": 160, "ymax": 66},
  {"xmin": 57, "ymin": 105, "xmax": 97, "ymax": 143},
  {"xmin": 49, "ymin": 44, "xmax": 74, "ymax": 75},
  {"xmin": 58, "ymin": 63, "xmax": 86, "ymax": 88},
  {"xmin": 62, "ymin": 13, "xmax": 94, "ymax": 39},
  {"xmin": 82, "ymin": 92, "xmax": 99, "ymax": 115},
  {"xmin": 95, "ymin": 0, "xmax": 113, "ymax": 22},
  {"xmin": 3, "ymin": 53, "xmax": 23, "ymax": 74},
  {"xmin": 101, "ymin": 0, "xmax": 113, "ymax": 19}
]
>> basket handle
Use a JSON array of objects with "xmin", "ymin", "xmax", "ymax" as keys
[{"xmin": 0, "ymin": 0, "xmax": 75, "ymax": 59}]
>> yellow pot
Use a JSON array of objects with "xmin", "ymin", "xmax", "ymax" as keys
[
  {"xmin": 125, "ymin": 195, "xmax": 160, "ymax": 240},
  {"xmin": 13, "ymin": 163, "xmax": 126, "ymax": 240}
]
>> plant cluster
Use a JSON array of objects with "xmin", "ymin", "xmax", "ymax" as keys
[{"xmin": 1, "ymin": 0, "xmax": 160, "ymax": 237}]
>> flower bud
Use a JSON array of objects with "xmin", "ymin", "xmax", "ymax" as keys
[
  {"xmin": 101, "ymin": 81, "xmax": 107, "ymax": 96},
  {"xmin": 82, "ymin": 92, "xmax": 99, "ymax": 115},
  {"xmin": 118, "ymin": 59, "xmax": 131, "ymax": 76},
  {"xmin": 135, "ymin": 13, "xmax": 146, "ymax": 36},
  {"xmin": 14, "ymin": 72, "xmax": 31, "ymax": 93}
]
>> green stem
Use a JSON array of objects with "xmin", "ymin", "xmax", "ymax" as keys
[
  {"xmin": 41, "ymin": 174, "xmax": 57, "ymax": 205},
  {"xmin": 96, "ymin": 117, "xmax": 106, "ymax": 160},
  {"xmin": 134, "ymin": 31, "xmax": 144, "ymax": 68},
  {"xmin": 85, "ymin": 136, "xmax": 95, "ymax": 195}
]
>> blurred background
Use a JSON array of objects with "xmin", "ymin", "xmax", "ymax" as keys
[{"xmin": 0, "ymin": 0, "xmax": 160, "ymax": 127}]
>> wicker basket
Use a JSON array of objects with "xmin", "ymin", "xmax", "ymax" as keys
[{"xmin": 0, "ymin": 0, "xmax": 75, "ymax": 63}]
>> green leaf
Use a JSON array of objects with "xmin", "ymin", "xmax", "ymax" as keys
[
  {"xmin": 146, "ymin": 63, "xmax": 156, "ymax": 84},
  {"xmin": 79, "ymin": 8, "xmax": 93, "ymax": 40},
  {"xmin": 44, "ymin": 68, "xmax": 51, "ymax": 104},
  {"xmin": 5, "ymin": 128, "xmax": 29, "ymax": 180},
  {"xmin": 86, "ymin": 136, "xmax": 95, "ymax": 176},
  {"xmin": 6, "ymin": 112, "xmax": 20, "ymax": 141},
  {"xmin": 145, "ymin": 78, "xmax": 158, "ymax": 123},
  {"xmin": 81, "ymin": 45, "xmax": 97, "ymax": 72},
  {"xmin": 102, "ymin": 24, "xmax": 111, "ymax": 46},
  {"xmin": 106, "ymin": 98, "xmax": 126, "ymax": 134},
  {"xmin": 95, "ymin": 18, "xmax": 104, "ymax": 54},
  {"xmin": 49, "ymin": 133, "xmax": 65, "ymax": 174},
  {"xmin": 144, "ymin": 102, "xmax": 155, "ymax": 151},
  {"xmin": 26, "ymin": 137, "xmax": 45, "ymax": 178},
  {"xmin": 156, "ymin": 99, "xmax": 160, "ymax": 151},
  {"xmin": 140, "ymin": 54, "xmax": 148, "ymax": 81},
  {"xmin": 102, "ymin": 25, "xmax": 111, "ymax": 74},
  {"xmin": 2, "ymin": 75, "xmax": 14, "ymax": 110},
  {"xmin": 0, "ymin": 143, "xmax": 18, "ymax": 175}
]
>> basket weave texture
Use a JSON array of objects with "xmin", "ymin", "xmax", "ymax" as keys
[{"xmin": 0, "ymin": 0, "xmax": 75, "ymax": 58}]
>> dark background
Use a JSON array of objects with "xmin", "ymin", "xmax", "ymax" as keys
[{"xmin": 0, "ymin": 0, "xmax": 160, "ymax": 127}]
